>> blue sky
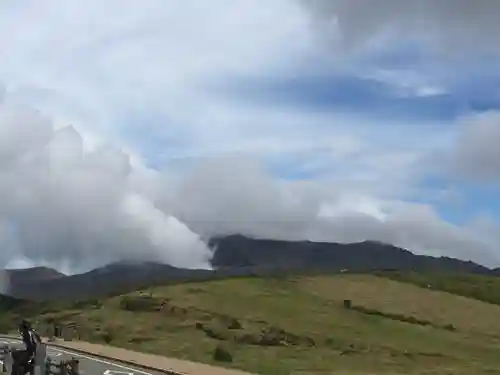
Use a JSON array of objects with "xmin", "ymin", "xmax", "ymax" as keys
[{"xmin": 0, "ymin": 0, "xmax": 500, "ymax": 272}]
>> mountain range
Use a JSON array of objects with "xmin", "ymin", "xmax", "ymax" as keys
[{"xmin": 3, "ymin": 235, "xmax": 498, "ymax": 301}]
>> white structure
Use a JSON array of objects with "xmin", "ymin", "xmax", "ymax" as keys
[{"xmin": 36, "ymin": 343, "xmax": 47, "ymax": 375}]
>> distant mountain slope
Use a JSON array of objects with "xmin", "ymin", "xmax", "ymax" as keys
[
  {"xmin": 209, "ymin": 235, "xmax": 491, "ymax": 274},
  {"xmin": 6, "ymin": 266, "xmax": 66, "ymax": 285},
  {"xmin": 6, "ymin": 235, "xmax": 495, "ymax": 301},
  {"xmin": 8, "ymin": 261, "xmax": 219, "ymax": 301}
]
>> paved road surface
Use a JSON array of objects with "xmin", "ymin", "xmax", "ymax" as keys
[{"xmin": 0, "ymin": 338, "xmax": 167, "ymax": 375}]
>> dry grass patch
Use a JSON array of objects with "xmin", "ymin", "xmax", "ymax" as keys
[{"xmin": 298, "ymin": 274, "xmax": 500, "ymax": 336}]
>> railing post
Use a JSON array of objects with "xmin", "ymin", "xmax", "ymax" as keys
[
  {"xmin": 71, "ymin": 359, "xmax": 79, "ymax": 375},
  {"xmin": 58, "ymin": 361, "xmax": 67, "ymax": 375},
  {"xmin": 45, "ymin": 358, "xmax": 51, "ymax": 375}
]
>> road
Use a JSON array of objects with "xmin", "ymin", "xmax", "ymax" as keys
[{"xmin": 0, "ymin": 338, "xmax": 168, "ymax": 375}]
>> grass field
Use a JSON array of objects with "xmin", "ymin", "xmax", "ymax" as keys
[
  {"xmin": 376, "ymin": 270, "xmax": 500, "ymax": 306},
  {"xmin": 7, "ymin": 273, "xmax": 500, "ymax": 375}
]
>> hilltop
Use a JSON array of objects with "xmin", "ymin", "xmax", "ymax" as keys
[
  {"xmin": 10, "ymin": 273, "xmax": 500, "ymax": 375},
  {"xmin": 6, "ymin": 235, "xmax": 498, "ymax": 301},
  {"xmin": 210, "ymin": 235, "xmax": 492, "ymax": 273},
  {"xmin": 6, "ymin": 266, "xmax": 65, "ymax": 285}
]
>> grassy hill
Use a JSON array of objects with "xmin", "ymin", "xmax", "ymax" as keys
[
  {"xmin": 0, "ymin": 294, "xmax": 26, "ymax": 311},
  {"xmin": 376, "ymin": 269, "xmax": 500, "ymax": 306},
  {"xmin": 6, "ymin": 274, "xmax": 498, "ymax": 375}
]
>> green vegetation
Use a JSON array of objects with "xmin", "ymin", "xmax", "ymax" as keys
[
  {"xmin": 376, "ymin": 270, "xmax": 500, "ymax": 305},
  {"xmin": 346, "ymin": 302, "xmax": 456, "ymax": 331},
  {"xmin": 4, "ymin": 273, "xmax": 500, "ymax": 374}
]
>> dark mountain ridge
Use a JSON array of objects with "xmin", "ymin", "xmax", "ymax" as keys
[
  {"xmin": 6, "ymin": 266, "xmax": 65, "ymax": 286},
  {"xmin": 209, "ymin": 235, "xmax": 492, "ymax": 274},
  {"xmin": 5, "ymin": 235, "xmax": 497, "ymax": 301}
]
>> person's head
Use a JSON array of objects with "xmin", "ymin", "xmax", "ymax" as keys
[{"xmin": 18, "ymin": 319, "xmax": 31, "ymax": 333}]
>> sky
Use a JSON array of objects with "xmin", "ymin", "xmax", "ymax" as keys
[{"xmin": 0, "ymin": 0, "xmax": 500, "ymax": 284}]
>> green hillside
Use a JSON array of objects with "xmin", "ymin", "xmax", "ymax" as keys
[
  {"xmin": 376, "ymin": 270, "xmax": 500, "ymax": 305},
  {"xmin": 1, "ymin": 274, "xmax": 495, "ymax": 375}
]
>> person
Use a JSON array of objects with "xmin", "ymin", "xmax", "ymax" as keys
[{"xmin": 12, "ymin": 320, "xmax": 40, "ymax": 375}]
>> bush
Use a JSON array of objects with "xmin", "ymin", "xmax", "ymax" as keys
[
  {"xmin": 349, "ymin": 304, "xmax": 454, "ymax": 331},
  {"xmin": 127, "ymin": 335, "xmax": 153, "ymax": 344},
  {"xmin": 0, "ymin": 319, "xmax": 10, "ymax": 334},
  {"xmin": 235, "ymin": 326, "xmax": 315, "ymax": 347},
  {"xmin": 444, "ymin": 324, "xmax": 456, "ymax": 331},
  {"xmin": 119, "ymin": 296, "xmax": 161, "ymax": 312},
  {"xmin": 225, "ymin": 317, "xmax": 242, "ymax": 330},
  {"xmin": 202, "ymin": 325, "xmax": 231, "ymax": 341},
  {"xmin": 71, "ymin": 299, "xmax": 103, "ymax": 310},
  {"xmin": 213, "ymin": 344, "xmax": 233, "ymax": 362},
  {"xmin": 100, "ymin": 331, "xmax": 114, "ymax": 344}
]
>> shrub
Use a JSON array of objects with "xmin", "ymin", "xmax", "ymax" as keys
[
  {"xmin": 348, "ymin": 304, "xmax": 454, "ymax": 331},
  {"xmin": 213, "ymin": 344, "xmax": 233, "ymax": 362},
  {"xmin": 235, "ymin": 326, "xmax": 315, "ymax": 347},
  {"xmin": 202, "ymin": 325, "xmax": 231, "ymax": 341},
  {"xmin": 100, "ymin": 331, "xmax": 114, "ymax": 344},
  {"xmin": 444, "ymin": 324, "xmax": 456, "ymax": 331},
  {"xmin": 225, "ymin": 317, "xmax": 242, "ymax": 330},
  {"xmin": 119, "ymin": 296, "xmax": 161, "ymax": 312}
]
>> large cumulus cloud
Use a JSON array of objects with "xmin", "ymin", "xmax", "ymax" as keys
[{"xmin": 0, "ymin": 102, "xmax": 212, "ymax": 276}]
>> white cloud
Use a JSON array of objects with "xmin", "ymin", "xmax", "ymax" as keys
[
  {"xmin": 0, "ymin": 97, "xmax": 499, "ymax": 271},
  {"xmin": 0, "ymin": 0, "xmax": 498, "ymax": 274},
  {"xmin": 0, "ymin": 103, "xmax": 212, "ymax": 273}
]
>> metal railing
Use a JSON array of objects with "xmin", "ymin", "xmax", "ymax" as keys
[
  {"xmin": 44, "ymin": 358, "xmax": 79, "ymax": 375},
  {"xmin": 0, "ymin": 344, "xmax": 79, "ymax": 375}
]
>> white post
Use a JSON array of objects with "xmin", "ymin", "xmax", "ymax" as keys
[
  {"xmin": 36, "ymin": 343, "xmax": 47, "ymax": 375},
  {"xmin": 4, "ymin": 351, "xmax": 13, "ymax": 375}
]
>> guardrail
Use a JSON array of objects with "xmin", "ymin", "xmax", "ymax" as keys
[
  {"xmin": 0, "ymin": 342, "xmax": 79, "ymax": 375},
  {"xmin": 0, "ymin": 344, "xmax": 12, "ymax": 373},
  {"xmin": 45, "ymin": 358, "xmax": 79, "ymax": 375}
]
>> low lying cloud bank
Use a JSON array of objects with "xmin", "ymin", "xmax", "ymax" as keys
[{"xmin": 0, "ymin": 97, "xmax": 499, "ymax": 275}]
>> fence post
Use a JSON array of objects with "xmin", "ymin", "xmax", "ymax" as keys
[
  {"xmin": 71, "ymin": 359, "xmax": 79, "ymax": 375},
  {"xmin": 58, "ymin": 361, "xmax": 67, "ymax": 375},
  {"xmin": 45, "ymin": 358, "xmax": 52, "ymax": 375}
]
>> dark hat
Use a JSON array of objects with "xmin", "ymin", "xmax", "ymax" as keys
[{"xmin": 19, "ymin": 319, "xmax": 31, "ymax": 330}]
